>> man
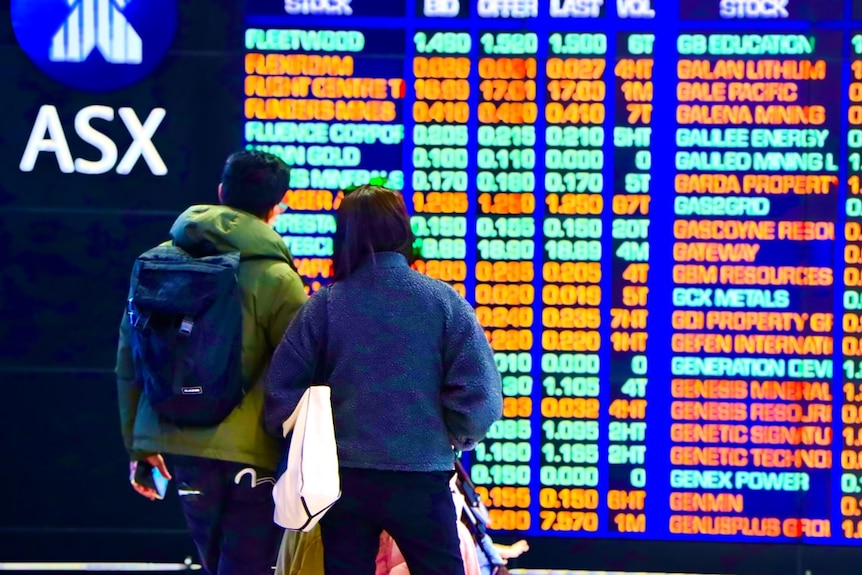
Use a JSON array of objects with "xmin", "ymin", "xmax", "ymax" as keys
[{"xmin": 116, "ymin": 151, "xmax": 307, "ymax": 575}]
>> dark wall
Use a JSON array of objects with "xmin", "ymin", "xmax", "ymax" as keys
[
  {"xmin": 0, "ymin": 1, "xmax": 242, "ymax": 561},
  {"xmin": 1, "ymin": 3, "xmax": 861, "ymax": 574}
]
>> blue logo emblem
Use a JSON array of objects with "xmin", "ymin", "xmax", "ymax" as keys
[{"xmin": 11, "ymin": 0, "xmax": 178, "ymax": 92}]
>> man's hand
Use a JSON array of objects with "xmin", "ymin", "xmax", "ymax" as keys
[{"xmin": 129, "ymin": 454, "xmax": 172, "ymax": 501}]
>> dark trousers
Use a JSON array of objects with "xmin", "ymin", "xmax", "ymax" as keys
[
  {"xmin": 171, "ymin": 455, "xmax": 282, "ymax": 575},
  {"xmin": 319, "ymin": 468, "xmax": 465, "ymax": 575}
]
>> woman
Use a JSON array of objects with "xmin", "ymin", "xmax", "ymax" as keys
[{"xmin": 265, "ymin": 185, "xmax": 503, "ymax": 575}]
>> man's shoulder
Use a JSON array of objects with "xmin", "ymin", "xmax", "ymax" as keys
[
  {"xmin": 244, "ymin": 258, "xmax": 307, "ymax": 307},
  {"xmin": 262, "ymin": 259, "xmax": 301, "ymax": 285},
  {"xmin": 244, "ymin": 257, "xmax": 301, "ymax": 284}
]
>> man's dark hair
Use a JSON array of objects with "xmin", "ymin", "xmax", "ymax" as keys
[
  {"xmin": 219, "ymin": 151, "xmax": 290, "ymax": 218},
  {"xmin": 332, "ymin": 185, "xmax": 414, "ymax": 281}
]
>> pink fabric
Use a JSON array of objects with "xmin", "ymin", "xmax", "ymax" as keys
[
  {"xmin": 375, "ymin": 532, "xmax": 398, "ymax": 575},
  {"xmin": 457, "ymin": 521, "xmax": 482, "ymax": 575}
]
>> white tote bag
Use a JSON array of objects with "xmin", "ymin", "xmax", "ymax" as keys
[{"xmin": 272, "ymin": 385, "xmax": 341, "ymax": 532}]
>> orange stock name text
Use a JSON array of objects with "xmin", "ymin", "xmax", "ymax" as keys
[
  {"xmin": 670, "ymin": 401, "xmax": 832, "ymax": 423},
  {"xmin": 672, "ymin": 265, "xmax": 832, "ymax": 286},
  {"xmin": 670, "ymin": 379, "xmax": 832, "ymax": 400},
  {"xmin": 669, "ymin": 447, "xmax": 832, "ymax": 467},
  {"xmin": 675, "ymin": 174, "xmax": 838, "ymax": 195},
  {"xmin": 245, "ymin": 53, "xmax": 354, "ymax": 76},
  {"xmin": 670, "ymin": 311, "xmax": 837, "ymax": 332},
  {"xmin": 244, "ymin": 98, "xmax": 399, "ymax": 122},
  {"xmin": 669, "ymin": 516, "xmax": 830, "ymax": 537},
  {"xmin": 670, "ymin": 334, "xmax": 833, "ymax": 355},
  {"xmin": 670, "ymin": 424, "xmax": 833, "ymax": 445},
  {"xmin": 670, "ymin": 492, "xmax": 744, "ymax": 512}
]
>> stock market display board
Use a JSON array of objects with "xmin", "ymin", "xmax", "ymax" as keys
[{"xmin": 244, "ymin": 0, "xmax": 862, "ymax": 545}]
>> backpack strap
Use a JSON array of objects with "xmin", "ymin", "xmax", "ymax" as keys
[
  {"xmin": 454, "ymin": 459, "xmax": 507, "ymax": 567},
  {"xmin": 172, "ymin": 317, "xmax": 196, "ymax": 397}
]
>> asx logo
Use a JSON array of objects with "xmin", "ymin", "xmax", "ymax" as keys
[
  {"xmin": 12, "ymin": 0, "xmax": 178, "ymax": 175},
  {"xmin": 19, "ymin": 104, "xmax": 167, "ymax": 176},
  {"xmin": 11, "ymin": 0, "xmax": 178, "ymax": 92},
  {"xmin": 49, "ymin": 0, "xmax": 143, "ymax": 65}
]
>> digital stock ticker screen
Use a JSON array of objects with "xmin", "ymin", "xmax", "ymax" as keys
[{"xmin": 243, "ymin": 0, "xmax": 862, "ymax": 546}]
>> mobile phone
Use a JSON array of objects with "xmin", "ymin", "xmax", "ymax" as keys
[{"xmin": 133, "ymin": 461, "xmax": 170, "ymax": 500}]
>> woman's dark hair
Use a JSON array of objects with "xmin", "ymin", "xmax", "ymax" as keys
[
  {"xmin": 220, "ymin": 150, "xmax": 290, "ymax": 218},
  {"xmin": 332, "ymin": 185, "xmax": 414, "ymax": 281}
]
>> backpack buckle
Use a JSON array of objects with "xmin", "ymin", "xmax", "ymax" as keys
[
  {"xmin": 127, "ymin": 298, "xmax": 148, "ymax": 330},
  {"xmin": 179, "ymin": 317, "xmax": 194, "ymax": 337}
]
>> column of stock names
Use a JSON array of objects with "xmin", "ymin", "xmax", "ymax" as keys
[
  {"xmin": 243, "ymin": 28, "xmax": 406, "ymax": 292},
  {"xmin": 245, "ymin": 0, "xmax": 862, "ymax": 544},
  {"xmin": 671, "ymin": 29, "xmax": 840, "ymax": 539},
  {"xmin": 471, "ymin": 31, "xmax": 538, "ymax": 533}
]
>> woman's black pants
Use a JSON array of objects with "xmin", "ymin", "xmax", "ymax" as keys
[{"xmin": 319, "ymin": 467, "xmax": 466, "ymax": 575}]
